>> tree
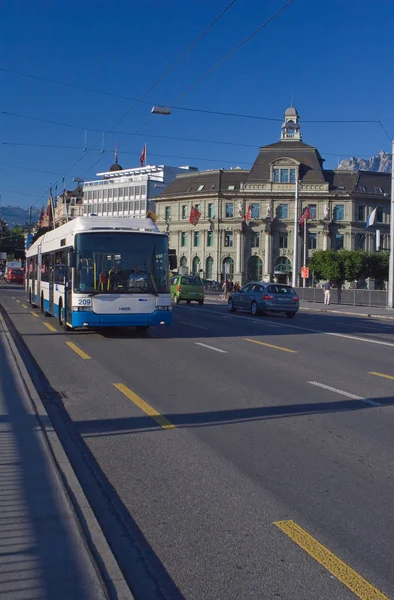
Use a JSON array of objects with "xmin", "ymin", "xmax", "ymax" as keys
[
  {"xmin": 0, "ymin": 223, "xmax": 26, "ymax": 260},
  {"xmin": 309, "ymin": 250, "xmax": 346, "ymax": 285},
  {"xmin": 360, "ymin": 251, "xmax": 389, "ymax": 281},
  {"xmin": 309, "ymin": 250, "xmax": 389, "ymax": 286}
]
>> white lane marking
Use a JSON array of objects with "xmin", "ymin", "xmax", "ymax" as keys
[
  {"xmin": 178, "ymin": 320, "xmax": 209, "ymax": 330},
  {"xmin": 308, "ymin": 381, "xmax": 381, "ymax": 406},
  {"xmin": 193, "ymin": 307, "xmax": 394, "ymax": 349},
  {"xmin": 195, "ymin": 342, "xmax": 227, "ymax": 354}
]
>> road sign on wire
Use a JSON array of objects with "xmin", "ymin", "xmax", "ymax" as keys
[{"xmin": 301, "ymin": 267, "xmax": 309, "ymax": 279}]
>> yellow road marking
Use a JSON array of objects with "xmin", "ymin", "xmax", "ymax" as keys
[
  {"xmin": 31, "ymin": 312, "xmax": 39, "ymax": 317},
  {"xmin": 244, "ymin": 338, "xmax": 297, "ymax": 354},
  {"xmin": 16, "ymin": 300, "xmax": 21, "ymax": 303},
  {"xmin": 113, "ymin": 383, "xmax": 175, "ymax": 430},
  {"xmin": 369, "ymin": 371, "xmax": 394, "ymax": 381},
  {"xmin": 66, "ymin": 341, "xmax": 91, "ymax": 360},
  {"xmin": 43, "ymin": 322, "xmax": 57, "ymax": 332},
  {"xmin": 22, "ymin": 304, "xmax": 28, "ymax": 309},
  {"xmin": 274, "ymin": 520, "xmax": 389, "ymax": 600}
]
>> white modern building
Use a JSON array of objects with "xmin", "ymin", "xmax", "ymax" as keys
[{"xmin": 83, "ymin": 161, "xmax": 198, "ymax": 218}]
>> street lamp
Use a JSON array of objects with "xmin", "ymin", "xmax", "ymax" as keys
[
  {"xmin": 151, "ymin": 106, "xmax": 172, "ymax": 116},
  {"xmin": 388, "ymin": 140, "xmax": 394, "ymax": 308}
]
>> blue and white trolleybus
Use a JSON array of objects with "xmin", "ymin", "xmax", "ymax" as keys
[{"xmin": 25, "ymin": 217, "xmax": 175, "ymax": 331}]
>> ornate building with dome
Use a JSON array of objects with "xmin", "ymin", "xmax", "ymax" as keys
[{"xmin": 155, "ymin": 107, "xmax": 391, "ymax": 284}]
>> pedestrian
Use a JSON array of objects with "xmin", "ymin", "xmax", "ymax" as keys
[
  {"xmin": 222, "ymin": 278, "xmax": 230, "ymax": 299},
  {"xmin": 323, "ymin": 280, "xmax": 331, "ymax": 305}
]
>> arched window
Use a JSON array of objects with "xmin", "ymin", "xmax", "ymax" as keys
[
  {"xmin": 222, "ymin": 257, "xmax": 234, "ymax": 280},
  {"xmin": 179, "ymin": 256, "xmax": 188, "ymax": 274},
  {"xmin": 192, "ymin": 256, "xmax": 200, "ymax": 276},
  {"xmin": 247, "ymin": 256, "xmax": 263, "ymax": 282},
  {"xmin": 205, "ymin": 256, "xmax": 214, "ymax": 280},
  {"xmin": 274, "ymin": 256, "xmax": 292, "ymax": 274}
]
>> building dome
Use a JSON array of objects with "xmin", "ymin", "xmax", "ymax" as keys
[
  {"xmin": 285, "ymin": 107, "xmax": 298, "ymax": 117},
  {"xmin": 109, "ymin": 161, "xmax": 123, "ymax": 172}
]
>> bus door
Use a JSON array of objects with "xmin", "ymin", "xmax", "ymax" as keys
[
  {"xmin": 37, "ymin": 247, "xmax": 42, "ymax": 303},
  {"xmin": 49, "ymin": 260, "xmax": 55, "ymax": 315},
  {"xmin": 65, "ymin": 254, "xmax": 74, "ymax": 326},
  {"xmin": 30, "ymin": 258, "xmax": 35, "ymax": 299}
]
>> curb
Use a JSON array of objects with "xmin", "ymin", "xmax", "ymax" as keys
[
  {"xmin": 299, "ymin": 305, "xmax": 394, "ymax": 320},
  {"xmin": 0, "ymin": 310, "xmax": 135, "ymax": 600}
]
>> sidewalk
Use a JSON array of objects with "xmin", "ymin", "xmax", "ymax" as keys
[
  {"xmin": 299, "ymin": 300, "xmax": 394, "ymax": 320},
  {"xmin": 0, "ymin": 316, "xmax": 110, "ymax": 600}
]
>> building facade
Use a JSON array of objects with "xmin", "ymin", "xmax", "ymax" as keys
[
  {"xmin": 82, "ymin": 162, "xmax": 198, "ymax": 219},
  {"xmin": 155, "ymin": 107, "xmax": 391, "ymax": 284},
  {"xmin": 54, "ymin": 185, "xmax": 84, "ymax": 226}
]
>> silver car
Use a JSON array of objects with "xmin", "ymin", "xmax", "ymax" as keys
[{"xmin": 228, "ymin": 282, "xmax": 299, "ymax": 318}]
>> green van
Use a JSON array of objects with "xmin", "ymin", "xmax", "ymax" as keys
[{"xmin": 170, "ymin": 275, "xmax": 204, "ymax": 305}]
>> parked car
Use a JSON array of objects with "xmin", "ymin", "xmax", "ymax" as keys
[
  {"xmin": 228, "ymin": 282, "xmax": 299, "ymax": 317},
  {"xmin": 170, "ymin": 275, "xmax": 204, "ymax": 305},
  {"xmin": 6, "ymin": 268, "xmax": 25, "ymax": 284}
]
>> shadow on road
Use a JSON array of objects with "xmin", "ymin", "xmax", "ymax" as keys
[
  {"xmin": 0, "ymin": 305, "xmax": 185, "ymax": 600},
  {"xmin": 75, "ymin": 394, "xmax": 394, "ymax": 439},
  {"xmin": 0, "ymin": 326, "xmax": 92, "ymax": 600}
]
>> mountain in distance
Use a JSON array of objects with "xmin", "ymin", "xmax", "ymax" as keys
[
  {"xmin": 0, "ymin": 205, "xmax": 40, "ymax": 228},
  {"xmin": 337, "ymin": 150, "xmax": 392, "ymax": 173}
]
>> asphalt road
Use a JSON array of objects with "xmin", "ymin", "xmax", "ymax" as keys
[{"xmin": 2, "ymin": 284, "xmax": 394, "ymax": 600}]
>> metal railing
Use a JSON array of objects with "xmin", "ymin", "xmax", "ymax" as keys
[{"xmin": 294, "ymin": 287, "xmax": 388, "ymax": 307}]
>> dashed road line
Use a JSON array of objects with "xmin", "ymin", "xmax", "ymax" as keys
[
  {"xmin": 274, "ymin": 520, "xmax": 389, "ymax": 600},
  {"xmin": 15, "ymin": 300, "xmax": 21, "ymax": 304},
  {"xmin": 369, "ymin": 371, "xmax": 394, "ymax": 382},
  {"xmin": 308, "ymin": 381, "xmax": 381, "ymax": 406},
  {"xmin": 178, "ymin": 320, "xmax": 209, "ymax": 330},
  {"xmin": 194, "ymin": 342, "xmax": 227, "ymax": 354},
  {"xmin": 21, "ymin": 304, "xmax": 28, "ymax": 309},
  {"xmin": 65, "ymin": 341, "xmax": 91, "ymax": 360},
  {"xmin": 43, "ymin": 322, "xmax": 57, "ymax": 332},
  {"xmin": 244, "ymin": 338, "xmax": 297, "ymax": 354},
  {"xmin": 188, "ymin": 306, "xmax": 394, "ymax": 349},
  {"xmin": 113, "ymin": 383, "xmax": 175, "ymax": 430},
  {"xmin": 31, "ymin": 312, "xmax": 39, "ymax": 317}
]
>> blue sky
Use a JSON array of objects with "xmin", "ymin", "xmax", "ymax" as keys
[{"xmin": 1, "ymin": 0, "xmax": 393, "ymax": 209}]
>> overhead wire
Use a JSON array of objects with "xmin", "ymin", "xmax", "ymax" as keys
[
  {"xmin": 3, "ymin": 66, "xmax": 393, "ymax": 124},
  {"xmin": 79, "ymin": 0, "xmax": 299, "ymax": 176},
  {"xmin": 20, "ymin": 0, "xmax": 239, "ymax": 207}
]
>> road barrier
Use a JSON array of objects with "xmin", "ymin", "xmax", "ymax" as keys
[{"xmin": 295, "ymin": 287, "xmax": 388, "ymax": 308}]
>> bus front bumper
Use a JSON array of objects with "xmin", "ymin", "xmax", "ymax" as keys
[{"xmin": 70, "ymin": 310, "xmax": 172, "ymax": 328}]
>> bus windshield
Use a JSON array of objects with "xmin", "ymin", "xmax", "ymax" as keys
[{"xmin": 74, "ymin": 232, "xmax": 169, "ymax": 295}]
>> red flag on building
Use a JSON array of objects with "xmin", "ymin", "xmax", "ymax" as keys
[
  {"xmin": 245, "ymin": 204, "xmax": 252, "ymax": 222},
  {"xmin": 189, "ymin": 205, "xmax": 201, "ymax": 226},
  {"xmin": 140, "ymin": 144, "xmax": 146, "ymax": 167},
  {"xmin": 299, "ymin": 206, "xmax": 311, "ymax": 225}
]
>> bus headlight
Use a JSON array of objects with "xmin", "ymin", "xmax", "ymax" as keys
[
  {"xmin": 73, "ymin": 306, "xmax": 93, "ymax": 312},
  {"xmin": 156, "ymin": 305, "xmax": 172, "ymax": 311}
]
